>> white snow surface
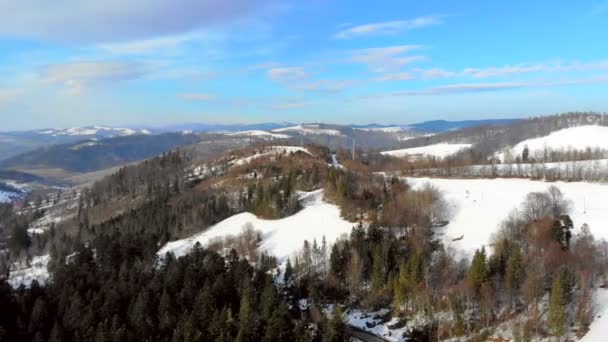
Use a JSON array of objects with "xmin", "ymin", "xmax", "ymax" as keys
[
  {"xmin": 404, "ymin": 177, "xmax": 608, "ymax": 256},
  {"xmin": 273, "ymin": 124, "xmax": 342, "ymax": 136},
  {"xmin": 382, "ymin": 143, "xmax": 472, "ymax": 159},
  {"xmin": 7, "ymin": 255, "xmax": 51, "ymax": 288},
  {"xmin": 498, "ymin": 125, "xmax": 608, "ymax": 161},
  {"xmin": 227, "ymin": 130, "xmax": 290, "ymax": 139},
  {"xmin": 580, "ymin": 288, "xmax": 608, "ymax": 342},
  {"xmin": 158, "ymin": 190, "xmax": 353, "ymax": 262}
]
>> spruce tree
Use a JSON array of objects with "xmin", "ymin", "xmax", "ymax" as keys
[{"xmin": 549, "ymin": 275, "xmax": 567, "ymax": 337}]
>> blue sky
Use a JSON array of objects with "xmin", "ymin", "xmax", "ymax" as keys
[{"xmin": 1, "ymin": 0, "xmax": 608, "ymax": 130}]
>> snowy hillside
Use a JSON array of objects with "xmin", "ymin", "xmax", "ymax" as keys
[
  {"xmin": 382, "ymin": 143, "xmax": 472, "ymax": 159},
  {"xmin": 226, "ymin": 130, "xmax": 290, "ymax": 139},
  {"xmin": 273, "ymin": 124, "xmax": 342, "ymax": 136},
  {"xmin": 405, "ymin": 177, "xmax": 608, "ymax": 256},
  {"xmin": 158, "ymin": 190, "xmax": 354, "ymax": 262},
  {"xmin": 497, "ymin": 125, "xmax": 608, "ymax": 160},
  {"xmin": 355, "ymin": 126, "xmax": 405, "ymax": 132}
]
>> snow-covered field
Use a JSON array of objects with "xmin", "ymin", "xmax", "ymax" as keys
[
  {"xmin": 227, "ymin": 130, "xmax": 290, "ymax": 139},
  {"xmin": 7, "ymin": 255, "xmax": 51, "ymax": 288},
  {"xmin": 382, "ymin": 143, "xmax": 472, "ymax": 159},
  {"xmin": 273, "ymin": 124, "xmax": 342, "ymax": 136},
  {"xmin": 497, "ymin": 125, "xmax": 608, "ymax": 161},
  {"xmin": 405, "ymin": 177, "xmax": 608, "ymax": 256},
  {"xmin": 158, "ymin": 190, "xmax": 354, "ymax": 262}
]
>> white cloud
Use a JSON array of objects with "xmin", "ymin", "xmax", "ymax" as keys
[
  {"xmin": 334, "ymin": 15, "xmax": 442, "ymax": 39},
  {"xmin": 350, "ymin": 45, "xmax": 423, "ymax": 72},
  {"xmin": 41, "ymin": 61, "xmax": 147, "ymax": 95},
  {"xmin": 0, "ymin": 0, "xmax": 273, "ymax": 43},
  {"xmin": 179, "ymin": 93, "xmax": 215, "ymax": 101},
  {"xmin": 267, "ymin": 67, "xmax": 309, "ymax": 82}
]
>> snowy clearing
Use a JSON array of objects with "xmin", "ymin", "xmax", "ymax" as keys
[
  {"xmin": 382, "ymin": 143, "xmax": 472, "ymax": 159},
  {"xmin": 226, "ymin": 130, "xmax": 290, "ymax": 139},
  {"xmin": 404, "ymin": 177, "xmax": 608, "ymax": 256},
  {"xmin": 497, "ymin": 125, "xmax": 608, "ymax": 160},
  {"xmin": 7, "ymin": 255, "xmax": 51, "ymax": 288},
  {"xmin": 231, "ymin": 145, "xmax": 311, "ymax": 166},
  {"xmin": 273, "ymin": 124, "xmax": 342, "ymax": 136},
  {"xmin": 157, "ymin": 190, "xmax": 354, "ymax": 262}
]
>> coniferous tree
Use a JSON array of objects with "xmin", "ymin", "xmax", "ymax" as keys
[{"xmin": 549, "ymin": 275, "xmax": 567, "ymax": 337}]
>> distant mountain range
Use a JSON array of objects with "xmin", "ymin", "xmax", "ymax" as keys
[{"xmin": 0, "ymin": 119, "xmax": 519, "ymax": 162}]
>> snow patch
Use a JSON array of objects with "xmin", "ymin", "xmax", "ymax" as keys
[{"xmin": 7, "ymin": 255, "xmax": 50, "ymax": 288}]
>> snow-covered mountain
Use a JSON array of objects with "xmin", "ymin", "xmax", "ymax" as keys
[{"xmin": 34, "ymin": 125, "xmax": 150, "ymax": 137}]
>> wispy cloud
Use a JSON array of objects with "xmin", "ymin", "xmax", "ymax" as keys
[
  {"xmin": 395, "ymin": 82, "xmax": 525, "ymax": 95},
  {"xmin": 0, "ymin": 0, "xmax": 274, "ymax": 43},
  {"xmin": 96, "ymin": 32, "xmax": 205, "ymax": 56},
  {"xmin": 267, "ymin": 67, "xmax": 309, "ymax": 82},
  {"xmin": 179, "ymin": 93, "xmax": 215, "ymax": 101},
  {"xmin": 350, "ymin": 45, "xmax": 423, "ymax": 73},
  {"xmin": 40, "ymin": 61, "xmax": 147, "ymax": 95},
  {"xmin": 392, "ymin": 74, "xmax": 608, "ymax": 96},
  {"xmin": 374, "ymin": 72, "xmax": 414, "ymax": 82},
  {"xmin": 270, "ymin": 100, "xmax": 306, "ymax": 110},
  {"xmin": 413, "ymin": 61, "xmax": 608, "ymax": 80},
  {"xmin": 334, "ymin": 15, "xmax": 442, "ymax": 39}
]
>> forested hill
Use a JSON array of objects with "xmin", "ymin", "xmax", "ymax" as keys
[{"xmin": 0, "ymin": 133, "xmax": 203, "ymax": 173}]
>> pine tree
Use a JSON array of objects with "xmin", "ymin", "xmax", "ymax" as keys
[
  {"xmin": 549, "ymin": 275, "xmax": 567, "ymax": 337},
  {"xmin": 284, "ymin": 258, "xmax": 293, "ymax": 284}
]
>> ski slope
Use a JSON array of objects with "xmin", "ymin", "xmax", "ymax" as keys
[
  {"xmin": 405, "ymin": 177, "xmax": 608, "ymax": 256},
  {"xmin": 158, "ymin": 190, "xmax": 354, "ymax": 262},
  {"xmin": 497, "ymin": 125, "xmax": 608, "ymax": 160},
  {"xmin": 382, "ymin": 143, "xmax": 472, "ymax": 159}
]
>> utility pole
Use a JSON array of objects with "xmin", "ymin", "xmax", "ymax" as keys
[{"xmin": 352, "ymin": 136, "xmax": 355, "ymax": 160}]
